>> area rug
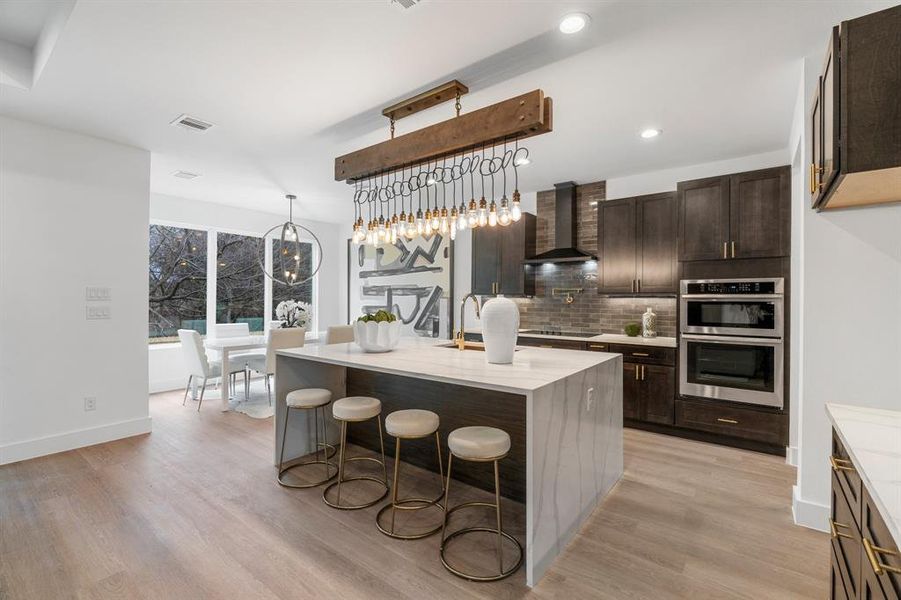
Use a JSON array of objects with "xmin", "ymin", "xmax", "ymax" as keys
[{"xmin": 229, "ymin": 381, "xmax": 275, "ymax": 419}]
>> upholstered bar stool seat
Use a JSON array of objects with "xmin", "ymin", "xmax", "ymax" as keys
[
  {"xmin": 332, "ymin": 396, "xmax": 381, "ymax": 421},
  {"xmin": 277, "ymin": 388, "xmax": 337, "ymax": 489},
  {"xmin": 440, "ymin": 425, "xmax": 523, "ymax": 582},
  {"xmin": 286, "ymin": 388, "xmax": 332, "ymax": 409},
  {"xmin": 447, "ymin": 426, "xmax": 511, "ymax": 460},
  {"xmin": 377, "ymin": 409, "xmax": 445, "ymax": 540},
  {"xmin": 322, "ymin": 397, "xmax": 389, "ymax": 510},
  {"xmin": 385, "ymin": 409, "xmax": 440, "ymax": 439}
]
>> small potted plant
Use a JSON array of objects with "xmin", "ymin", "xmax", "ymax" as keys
[{"xmin": 353, "ymin": 309, "xmax": 401, "ymax": 352}]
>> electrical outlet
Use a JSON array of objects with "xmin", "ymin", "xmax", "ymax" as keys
[
  {"xmin": 85, "ymin": 287, "xmax": 111, "ymax": 301},
  {"xmin": 85, "ymin": 305, "xmax": 111, "ymax": 320},
  {"xmin": 585, "ymin": 387, "xmax": 594, "ymax": 411},
  {"xmin": 84, "ymin": 397, "xmax": 96, "ymax": 411}
]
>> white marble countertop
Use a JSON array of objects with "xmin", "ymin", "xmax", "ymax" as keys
[
  {"xmin": 826, "ymin": 403, "xmax": 901, "ymax": 548},
  {"xmin": 277, "ymin": 337, "xmax": 618, "ymax": 394},
  {"xmin": 464, "ymin": 328, "xmax": 677, "ymax": 348}
]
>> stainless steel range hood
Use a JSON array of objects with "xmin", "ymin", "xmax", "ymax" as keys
[{"xmin": 524, "ymin": 181, "xmax": 597, "ymax": 264}]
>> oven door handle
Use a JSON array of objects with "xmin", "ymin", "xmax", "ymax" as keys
[
  {"xmin": 681, "ymin": 334, "xmax": 783, "ymax": 346},
  {"xmin": 680, "ymin": 294, "xmax": 783, "ymax": 301}
]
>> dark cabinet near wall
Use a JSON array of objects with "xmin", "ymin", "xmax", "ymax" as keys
[
  {"xmin": 830, "ymin": 432, "xmax": 901, "ymax": 600},
  {"xmin": 471, "ymin": 213, "xmax": 536, "ymax": 296},
  {"xmin": 677, "ymin": 166, "xmax": 790, "ymax": 261},
  {"xmin": 812, "ymin": 5, "xmax": 901, "ymax": 211},
  {"xmin": 593, "ymin": 343, "xmax": 676, "ymax": 425},
  {"xmin": 597, "ymin": 192, "xmax": 677, "ymax": 295}
]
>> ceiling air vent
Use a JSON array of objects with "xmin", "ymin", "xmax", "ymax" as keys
[
  {"xmin": 170, "ymin": 114, "xmax": 214, "ymax": 132},
  {"xmin": 390, "ymin": 0, "xmax": 421, "ymax": 9},
  {"xmin": 172, "ymin": 170, "xmax": 201, "ymax": 180}
]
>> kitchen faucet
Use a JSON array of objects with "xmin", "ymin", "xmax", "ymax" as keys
[{"xmin": 456, "ymin": 293, "xmax": 481, "ymax": 350}]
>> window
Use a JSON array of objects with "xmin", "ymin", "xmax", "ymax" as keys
[
  {"xmin": 271, "ymin": 239, "xmax": 313, "ymax": 319},
  {"xmin": 216, "ymin": 232, "xmax": 264, "ymax": 333},
  {"xmin": 148, "ymin": 225, "xmax": 207, "ymax": 343}
]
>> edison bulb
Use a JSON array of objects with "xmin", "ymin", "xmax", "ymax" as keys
[{"xmin": 511, "ymin": 198, "xmax": 522, "ymax": 222}]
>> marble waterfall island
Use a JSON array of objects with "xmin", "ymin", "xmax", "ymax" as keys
[{"xmin": 275, "ymin": 338, "xmax": 623, "ymax": 586}]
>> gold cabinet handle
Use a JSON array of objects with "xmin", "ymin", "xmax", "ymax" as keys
[
  {"xmin": 588, "ymin": 344, "xmax": 607, "ymax": 350},
  {"xmin": 863, "ymin": 537, "xmax": 901, "ymax": 575},
  {"xmin": 810, "ymin": 163, "xmax": 816, "ymax": 194},
  {"xmin": 830, "ymin": 456, "xmax": 856, "ymax": 472},
  {"xmin": 637, "ymin": 279, "xmax": 641, "ymax": 292},
  {"xmin": 632, "ymin": 352, "xmax": 650, "ymax": 357},
  {"xmin": 539, "ymin": 344, "xmax": 554, "ymax": 348},
  {"xmin": 635, "ymin": 366, "xmax": 640, "ymax": 381},
  {"xmin": 723, "ymin": 241, "xmax": 728, "ymax": 259},
  {"xmin": 829, "ymin": 518, "xmax": 854, "ymax": 540},
  {"xmin": 731, "ymin": 241, "xmax": 735, "ymax": 258},
  {"xmin": 631, "ymin": 280, "xmax": 635, "ymax": 293},
  {"xmin": 641, "ymin": 365, "xmax": 646, "ymax": 381},
  {"xmin": 716, "ymin": 418, "xmax": 738, "ymax": 424}
]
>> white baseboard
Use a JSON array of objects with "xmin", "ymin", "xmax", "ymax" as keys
[
  {"xmin": 149, "ymin": 378, "xmax": 186, "ymax": 394},
  {"xmin": 792, "ymin": 485, "xmax": 829, "ymax": 532},
  {"xmin": 785, "ymin": 445, "xmax": 798, "ymax": 467},
  {"xmin": 0, "ymin": 416, "xmax": 152, "ymax": 465}
]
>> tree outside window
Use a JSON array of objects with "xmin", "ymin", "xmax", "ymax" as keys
[
  {"xmin": 271, "ymin": 239, "xmax": 313, "ymax": 320},
  {"xmin": 216, "ymin": 233, "xmax": 264, "ymax": 332},
  {"xmin": 148, "ymin": 225, "xmax": 207, "ymax": 343}
]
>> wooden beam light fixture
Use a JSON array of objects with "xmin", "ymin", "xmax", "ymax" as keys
[{"xmin": 341, "ymin": 81, "xmax": 553, "ymax": 247}]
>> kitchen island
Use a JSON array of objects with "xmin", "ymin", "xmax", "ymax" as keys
[{"xmin": 275, "ymin": 338, "xmax": 623, "ymax": 586}]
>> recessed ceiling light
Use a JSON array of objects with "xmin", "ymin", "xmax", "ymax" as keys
[
  {"xmin": 640, "ymin": 128, "xmax": 661, "ymax": 139},
  {"xmin": 559, "ymin": 13, "xmax": 589, "ymax": 34}
]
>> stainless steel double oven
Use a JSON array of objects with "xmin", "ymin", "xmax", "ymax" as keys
[{"xmin": 679, "ymin": 278, "xmax": 784, "ymax": 409}]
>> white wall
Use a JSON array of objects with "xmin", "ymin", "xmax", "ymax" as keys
[
  {"xmin": 148, "ymin": 193, "xmax": 343, "ymax": 392},
  {"xmin": 0, "ymin": 116, "xmax": 151, "ymax": 464},
  {"xmin": 790, "ymin": 57, "xmax": 901, "ymax": 531}
]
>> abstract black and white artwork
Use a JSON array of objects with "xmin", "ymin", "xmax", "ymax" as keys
[{"xmin": 348, "ymin": 234, "xmax": 453, "ymax": 338}]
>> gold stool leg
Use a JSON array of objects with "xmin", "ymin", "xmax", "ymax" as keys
[
  {"xmin": 494, "ymin": 459, "xmax": 503, "ymax": 575},
  {"xmin": 276, "ymin": 404, "xmax": 338, "ymax": 488},
  {"xmin": 377, "ymin": 416, "xmax": 388, "ymax": 487},
  {"xmin": 277, "ymin": 406, "xmax": 291, "ymax": 474},
  {"xmin": 323, "ymin": 416, "xmax": 390, "ymax": 510},
  {"xmin": 390, "ymin": 438, "xmax": 401, "ymax": 534},
  {"xmin": 440, "ymin": 452, "xmax": 453, "ymax": 545},
  {"xmin": 335, "ymin": 420, "xmax": 348, "ymax": 505}
]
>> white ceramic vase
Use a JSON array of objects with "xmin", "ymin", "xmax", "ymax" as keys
[
  {"xmin": 353, "ymin": 320, "xmax": 401, "ymax": 352},
  {"xmin": 480, "ymin": 297, "xmax": 519, "ymax": 364}
]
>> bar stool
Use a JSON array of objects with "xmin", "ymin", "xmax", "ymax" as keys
[
  {"xmin": 277, "ymin": 388, "xmax": 337, "ymax": 488},
  {"xmin": 322, "ymin": 396, "xmax": 389, "ymax": 510},
  {"xmin": 439, "ymin": 426, "xmax": 523, "ymax": 582},
  {"xmin": 376, "ymin": 409, "xmax": 445, "ymax": 539}
]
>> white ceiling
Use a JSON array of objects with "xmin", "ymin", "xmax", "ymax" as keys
[{"xmin": 0, "ymin": 0, "xmax": 895, "ymax": 223}]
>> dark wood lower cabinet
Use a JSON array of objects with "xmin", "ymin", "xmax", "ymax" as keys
[
  {"xmin": 622, "ymin": 362, "xmax": 641, "ymax": 420},
  {"xmin": 831, "ymin": 431, "xmax": 901, "ymax": 600}
]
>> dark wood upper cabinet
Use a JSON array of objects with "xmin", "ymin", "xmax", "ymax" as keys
[
  {"xmin": 678, "ymin": 167, "xmax": 790, "ymax": 261},
  {"xmin": 729, "ymin": 167, "xmax": 790, "ymax": 259},
  {"xmin": 637, "ymin": 192, "xmax": 677, "ymax": 293},
  {"xmin": 597, "ymin": 198, "xmax": 637, "ymax": 294},
  {"xmin": 471, "ymin": 213, "xmax": 535, "ymax": 296},
  {"xmin": 677, "ymin": 176, "xmax": 730, "ymax": 261},
  {"xmin": 598, "ymin": 192, "xmax": 676, "ymax": 294},
  {"xmin": 812, "ymin": 5, "xmax": 901, "ymax": 211}
]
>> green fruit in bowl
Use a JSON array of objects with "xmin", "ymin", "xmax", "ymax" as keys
[{"xmin": 624, "ymin": 322, "xmax": 641, "ymax": 337}]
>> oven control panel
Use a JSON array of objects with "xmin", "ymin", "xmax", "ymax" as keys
[{"xmin": 683, "ymin": 280, "xmax": 780, "ymax": 295}]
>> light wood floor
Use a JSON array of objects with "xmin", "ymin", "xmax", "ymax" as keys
[{"xmin": 0, "ymin": 388, "xmax": 829, "ymax": 599}]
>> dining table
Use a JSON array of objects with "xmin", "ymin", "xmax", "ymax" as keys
[{"xmin": 203, "ymin": 336, "xmax": 267, "ymax": 411}]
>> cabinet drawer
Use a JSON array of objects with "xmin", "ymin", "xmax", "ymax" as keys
[
  {"xmin": 832, "ymin": 432, "xmax": 862, "ymax": 530},
  {"xmin": 831, "ymin": 471, "xmax": 862, "ymax": 598},
  {"xmin": 586, "ymin": 341, "xmax": 611, "ymax": 352},
  {"xmin": 675, "ymin": 399, "xmax": 785, "ymax": 445},
  {"xmin": 609, "ymin": 344, "xmax": 675, "ymax": 366},
  {"xmin": 862, "ymin": 487, "xmax": 901, "ymax": 599},
  {"xmin": 518, "ymin": 337, "xmax": 587, "ymax": 351}
]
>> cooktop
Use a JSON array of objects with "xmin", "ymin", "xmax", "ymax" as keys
[{"xmin": 519, "ymin": 330, "xmax": 600, "ymax": 338}]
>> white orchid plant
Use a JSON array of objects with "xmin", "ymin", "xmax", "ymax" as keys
[{"xmin": 275, "ymin": 300, "xmax": 312, "ymax": 329}]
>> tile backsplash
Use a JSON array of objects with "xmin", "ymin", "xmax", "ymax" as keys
[
  {"xmin": 506, "ymin": 179, "xmax": 676, "ymax": 338},
  {"xmin": 511, "ymin": 262, "xmax": 677, "ymax": 337}
]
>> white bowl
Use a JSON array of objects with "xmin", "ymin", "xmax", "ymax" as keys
[{"xmin": 353, "ymin": 320, "xmax": 401, "ymax": 353}]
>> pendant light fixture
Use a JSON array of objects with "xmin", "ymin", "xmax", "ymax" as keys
[{"xmin": 258, "ymin": 194, "xmax": 323, "ymax": 287}]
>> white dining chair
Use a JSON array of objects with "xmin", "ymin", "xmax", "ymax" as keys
[
  {"xmin": 210, "ymin": 323, "xmax": 250, "ymax": 338},
  {"xmin": 246, "ymin": 327, "xmax": 306, "ymax": 405},
  {"xmin": 326, "ymin": 325, "xmax": 355, "ymax": 345},
  {"xmin": 178, "ymin": 329, "xmax": 248, "ymax": 411}
]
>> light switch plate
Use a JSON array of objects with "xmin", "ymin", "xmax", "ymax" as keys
[
  {"xmin": 85, "ymin": 287, "xmax": 111, "ymax": 301},
  {"xmin": 84, "ymin": 397, "xmax": 96, "ymax": 411},
  {"xmin": 86, "ymin": 305, "xmax": 111, "ymax": 320}
]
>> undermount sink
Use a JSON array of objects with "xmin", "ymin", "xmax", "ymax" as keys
[{"xmin": 437, "ymin": 342, "xmax": 519, "ymax": 352}]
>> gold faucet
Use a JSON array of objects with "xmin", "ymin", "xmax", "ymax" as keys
[{"xmin": 456, "ymin": 293, "xmax": 481, "ymax": 350}]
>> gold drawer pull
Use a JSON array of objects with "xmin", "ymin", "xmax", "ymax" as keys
[
  {"xmin": 589, "ymin": 344, "xmax": 607, "ymax": 349},
  {"xmin": 829, "ymin": 518, "xmax": 853, "ymax": 540},
  {"xmin": 632, "ymin": 352, "xmax": 650, "ymax": 357},
  {"xmin": 716, "ymin": 418, "xmax": 738, "ymax": 425},
  {"xmin": 863, "ymin": 537, "xmax": 901, "ymax": 575},
  {"xmin": 539, "ymin": 345, "xmax": 554, "ymax": 348},
  {"xmin": 830, "ymin": 456, "xmax": 856, "ymax": 472}
]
